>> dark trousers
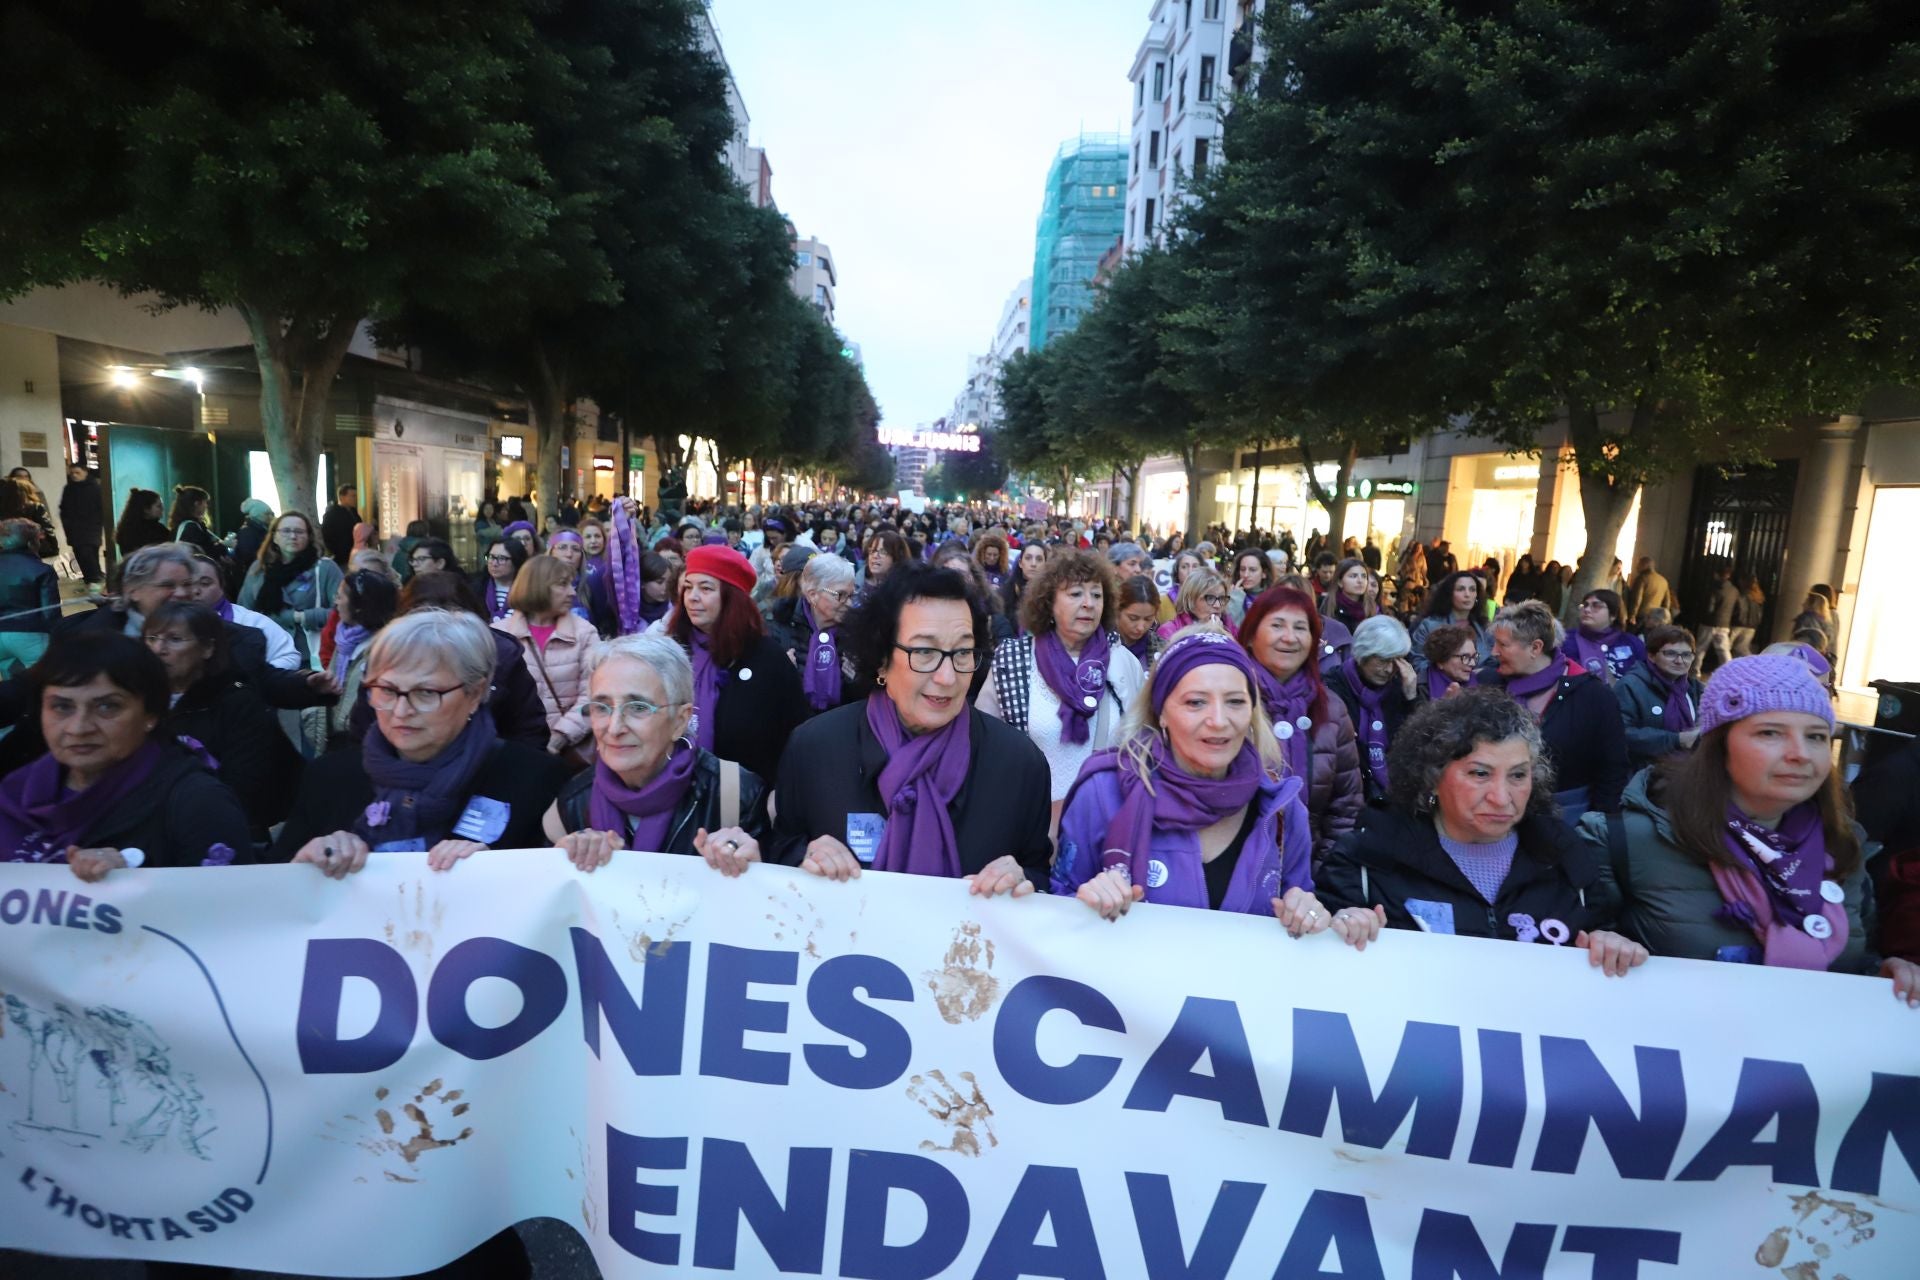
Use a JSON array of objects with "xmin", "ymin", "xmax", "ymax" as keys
[{"xmin": 73, "ymin": 541, "xmax": 102, "ymax": 583}]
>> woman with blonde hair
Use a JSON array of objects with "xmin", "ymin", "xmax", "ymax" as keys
[
  {"xmin": 238, "ymin": 510, "xmax": 342, "ymax": 666},
  {"xmin": 492, "ymin": 553, "xmax": 600, "ymax": 761},
  {"xmin": 1053, "ymin": 625, "xmax": 1375, "ymax": 940},
  {"xmin": 1156, "ymin": 566, "xmax": 1229, "ymax": 641}
]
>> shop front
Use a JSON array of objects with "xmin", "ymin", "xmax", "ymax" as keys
[{"xmin": 369, "ymin": 398, "xmax": 488, "ymax": 567}]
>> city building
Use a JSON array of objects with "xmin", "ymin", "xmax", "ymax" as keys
[
  {"xmin": 1125, "ymin": 0, "xmax": 1234, "ymax": 255},
  {"xmin": 1229, "ymin": 0, "xmax": 1267, "ymax": 98},
  {"xmin": 698, "ymin": 7, "xmax": 774, "ymax": 210},
  {"xmin": 950, "ymin": 356, "xmax": 995, "ymax": 430},
  {"xmin": 1030, "ymin": 134, "xmax": 1128, "ymax": 350},
  {"xmin": 992, "ymin": 277, "xmax": 1033, "ymax": 368},
  {"xmin": 792, "ymin": 236, "xmax": 837, "ymax": 327}
]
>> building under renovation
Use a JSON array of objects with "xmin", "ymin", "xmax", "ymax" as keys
[{"xmin": 1030, "ymin": 134, "xmax": 1127, "ymax": 350}]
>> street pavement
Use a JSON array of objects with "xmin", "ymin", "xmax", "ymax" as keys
[{"xmin": 5, "ymin": 1219, "xmax": 604, "ymax": 1279}]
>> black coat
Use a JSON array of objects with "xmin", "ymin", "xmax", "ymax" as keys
[
  {"xmin": 1322, "ymin": 662, "xmax": 1412, "ymax": 807},
  {"xmin": 232, "ymin": 519, "xmax": 269, "ymax": 575},
  {"xmin": 163, "ymin": 670, "xmax": 304, "ymax": 836},
  {"xmin": 115, "ymin": 516, "xmax": 172, "ymax": 558},
  {"xmin": 1536, "ymin": 667, "xmax": 1631, "ymax": 812},
  {"xmin": 763, "ymin": 596, "xmax": 862, "ymax": 715},
  {"xmin": 699, "ymin": 631, "xmax": 811, "ymax": 786},
  {"xmin": 1613, "ymin": 664, "xmax": 1702, "ymax": 771},
  {"xmin": 269, "ymin": 738, "xmax": 569, "ymax": 860},
  {"xmin": 553, "ymin": 749, "xmax": 771, "ymax": 855},
  {"xmin": 1320, "ymin": 807, "xmax": 1618, "ymax": 942},
  {"xmin": 70, "ymin": 747, "xmax": 255, "ymax": 868},
  {"xmin": 58, "ymin": 477, "xmax": 105, "ymax": 546},
  {"xmin": 320, "ymin": 502, "xmax": 361, "ymax": 567},
  {"xmin": 342, "ymin": 627, "xmax": 551, "ymax": 752},
  {"xmin": 173, "ymin": 518, "xmax": 227, "ymax": 564},
  {"xmin": 50, "ymin": 604, "xmax": 328, "ymax": 710},
  {"xmin": 770, "ymin": 702, "xmax": 1054, "ymax": 887}
]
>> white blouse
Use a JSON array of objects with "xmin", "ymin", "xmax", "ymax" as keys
[{"xmin": 976, "ymin": 643, "xmax": 1147, "ymax": 801}]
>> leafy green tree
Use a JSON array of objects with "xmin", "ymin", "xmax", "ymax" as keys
[
  {"xmin": 0, "ymin": 0, "xmax": 561, "ymax": 516},
  {"xmin": 1210, "ymin": 0, "xmax": 1920, "ymax": 594}
]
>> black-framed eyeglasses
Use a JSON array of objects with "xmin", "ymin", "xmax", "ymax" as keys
[
  {"xmin": 485, "ymin": 553, "xmax": 514, "ymax": 565},
  {"xmin": 366, "ymin": 683, "xmax": 466, "ymax": 713},
  {"xmin": 1202, "ymin": 594, "xmax": 1229, "ymax": 608},
  {"xmin": 893, "ymin": 643, "xmax": 986, "ymax": 674}
]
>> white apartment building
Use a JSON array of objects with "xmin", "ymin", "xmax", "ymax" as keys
[
  {"xmin": 992, "ymin": 277, "xmax": 1032, "ymax": 367},
  {"xmin": 1124, "ymin": 0, "xmax": 1233, "ymax": 254},
  {"xmin": 792, "ymin": 236, "xmax": 837, "ymax": 327},
  {"xmin": 951, "ymin": 355, "xmax": 995, "ymax": 430},
  {"xmin": 696, "ymin": 8, "xmax": 774, "ymax": 209}
]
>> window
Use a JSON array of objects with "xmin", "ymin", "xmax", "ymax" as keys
[
  {"xmin": 1153, "ymin": 62, "xmax": 1165, "ymax": 100},
  {"xmin": 1133, "ymin": 142, "xmax": 1140, "ymax": 175},
  {"xmin": 1149, "ymin": 131, "xmax": 1161, "ymax": 167},
  {"xmin": 1135, "ymin": 77, "xmax": 1145, "ymax": 109},
  {"xmin": 1185, "ymin": 0, "xmax": 1194, "ymax": 29},
  {"xmin": 814, "ymin": 284, "xmax": 829, "ymax": 306},
  {"xmin": 795, "ymin": 250, "xmax": 813, "ymax": 266},
  {"xmin": 1109, "ymin": 185, "xmax": 1118, "ymax": 197},
  {"xmin": 1193, "ymin": 137, "xmax": 1211, "ymax": 177},
  {"xmin": 1200, "ymin": 55, "xmax": 1216, "ymax": 101},
  {"xmin": 1145, "ymin": 198, "xmax": 1158, "ymax": 237},
  {"xmin": 1205, "ymin": 0, "xmax": 1221, "ymax": 17},
  {"xmin": 1178, "ymin": 71, "xmax": 1187, "ymax": 111}
]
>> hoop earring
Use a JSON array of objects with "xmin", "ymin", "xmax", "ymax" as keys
[
  {"xmin": 876, "ymin": 673, "xmax": 887, "ymax": 687},
  {"xmin": 670, "ymin": 736, "xmax": 694, "ymax": 758}
]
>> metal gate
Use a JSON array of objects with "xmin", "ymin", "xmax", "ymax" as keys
[{"xmin": 1678, "ymin": 462, "xmax": 1798, "ymax": 636}]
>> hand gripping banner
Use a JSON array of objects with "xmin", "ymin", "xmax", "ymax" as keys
[{"xmin": 1, "ymin": 851, "xmax": 1916, "ymax": 1277}]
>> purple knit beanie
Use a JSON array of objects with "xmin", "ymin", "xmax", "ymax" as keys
[{"xmin": 1695, "ymin": 654, "xmax": 1834, "ymax": 738}]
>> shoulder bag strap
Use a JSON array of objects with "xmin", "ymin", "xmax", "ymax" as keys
[
  {"xmin": 1605, "ymin": 809, "xmax": 1633, "ymax": 899},
  {"xmin": 720, "ymin": 758, "xmax": 741, "ymax": 829}
]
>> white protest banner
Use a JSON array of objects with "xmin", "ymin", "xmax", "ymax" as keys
[{"xmin": 1, "ymin": 851, "xmax": 1916, "ymax": 1278}]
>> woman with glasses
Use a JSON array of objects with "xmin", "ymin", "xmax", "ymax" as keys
[
  {"xmin": 772, "ymin": 562, "xmax": 1052, "ymax": 893},
  {"xmin": 1408, "ymin": 570, "xmax": 1492, "ymax": 680},
  {"xmin": 274, "ymin": 608, "xmax": 570, "ymax": 870},
  {"xmin": 978, "ymin": 549, "xmax": 1146, "ymax": 830},
  {"xmin": 1420, "ymin": 623, "xmax": 1481, "ymax": 702},
  {"xmin": 238, "ymin": 511, "xmax": 342, "ymax": 667},
  {"xmin": 1157, "ymin": 567, "xmax": 1229, "ymax": 641},
  {"xmin": 1567, "ymin": 588, "xmax": 1646, "ymax": 685},
  {"xmin": 671, "ymin": 543, "xmax": 809, "ymax": 787},
  {"xmin": 474, "ymin": 536, "xmax": 528, "ymax": 622},
  {"xmin": 1614, "ymin": 625, "xmax": 1704, "ymax": 769},
  {"xmin": 406, "ymin": 538, "xmax": 461, "ymax": 579},
  {"xmin": 1323, "ymin": 614, "xmax": 1417, "ymax": 808},
  {"xmin": 768, "ymin": 553, "xmax": 860, "ymax": 715},
  {"xmin": 543, "ymin": 632, "xmax": 770, "ymax": 869}
]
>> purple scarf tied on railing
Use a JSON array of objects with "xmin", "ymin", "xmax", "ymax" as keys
[
  {"xmin": 608, "ymin": 501, "xmax": 644, "ymax": 635},
  {"xmin": 1034, "ymin": 627, "xmax": 1111, "ymax": 745},
  {"xmin": 864, "ymin": 692, "xmax": 971, "ymax": 878},
  {"xmin": 589, "ymin": 745, "xmax": 697, "ymax": 853}
]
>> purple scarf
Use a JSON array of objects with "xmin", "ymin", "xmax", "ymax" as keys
[
  {"xmin": 799, "ymin": 598, "xmax": 842, "ymax": 712},
  {"xmin": 1123, "ymin": 632, "xmax": 1155, "ymax": 665},
  {"xmin": 1658, "ymin": 671, "xmax": 1696, "ymax": 732},
  {"xmin": 589, "ymin": 746, "xmax": 697, "ymax": 852},
  {"xmin": 331, "ymin": 622, "xmax": 371, "ymax": 684},
  {"xmin": 608, "ymin": 503, "xmax": 643, "ymax": 635},
  {"xmin": 688, "ymin": 629, "xmax": 725, "ymax": 751},
  {"xmin": 355, "ymin": 707, "xmax": 498, "ymax": 846},
  {"xmin": 1035, "ymin": 627, "xmax": 1111, "ymax": 745},
  {"xmin": 0, "ymin": 740, "xmax": 163, "ymax": 862},
  {"xmin": 213, "ymin": 597, "xmax": 235, "ymax": 623},
  {"xmin": 1426, "ymin": 667, "xmax": 1460, "ymax": 702},
  {"xmin": 639, "ymin": 596, "xmax": 670, "ymax": 626},
  {"xmin": 1341, "ymin": 656, "xmax": 1391, "ymax": 793},
  {"xmin": 485, "ymin": 578, "xmax": 513, "ymax": 621},
  {"xmin": 1569, "ymin": 627, "xmax": 1630, "ymax": 681},
  {"xmin": 864, "ymin": 692, "xmax": 971, "ymax": 878},
  {"xmin": 1098, "ymin": 737, "xmax": 1264, "ymax": 902},
  {"xmin": 1502, "ymin": 651, "xmax": 1569, "ymax": 701},
  {"xmin": 1254, "ymin": 664, "xmax": 1314, "ymax": 786},
  {"xmin": 1713, "ymin": 803, "xmax": 1849, "ymax": 970}
]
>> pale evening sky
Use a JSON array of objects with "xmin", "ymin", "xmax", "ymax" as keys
[{"xmin": 706, "ymin": 0, "xmax": 1142, "ymax": 431}]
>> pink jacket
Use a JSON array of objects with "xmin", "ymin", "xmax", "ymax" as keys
[{"xmin": 492, "ymin": 612, "xmax": 599, "ymax": 748}]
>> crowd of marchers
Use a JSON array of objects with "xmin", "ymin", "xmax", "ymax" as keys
[{"xmin": 2, "ymin": 483, "xmax": 1915, "ymax": 1280}]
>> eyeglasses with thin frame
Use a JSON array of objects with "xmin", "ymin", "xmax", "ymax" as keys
[
  {"xmin": 1656, "ymin": 648, "xmax": 1695, "ymax": 663},
  {"xmin": 1202, "ymin": 593, "xmax": 1229, "ymax": 608},
  {"xmin": 893, "ymin": 643, "xmax": 986, "ymax": 674},
  {"xmin": 366, "ymin": 683, "xmax": 466, "ymax": 713},
  {"xmin": 585, "ymin": 697, "xmax": 681, "ymax": 723}
]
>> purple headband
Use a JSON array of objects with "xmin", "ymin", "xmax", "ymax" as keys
[
  {"xmin": 503, "ymin": 521, "xmax": 535, "ymax": 539},
  {"xmin": 1149, "ymin": 629, "xmax": 1263, "ymax": 715},
  {"xmin": 548, "ymin": 529, "xmax": 583, "ymax": 548}
]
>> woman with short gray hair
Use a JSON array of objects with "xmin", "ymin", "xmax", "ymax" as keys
[
  {"xmin": 543, "ymin": 631, "xmax": 772, "ymax": 873},
  {"xmin": 1318, "ymin": 688, "xmax": 1645, "ymax": 974},
  {"xmin": 767, "ymin": 553, "xmax": 860, "ymax": 714},
  {"xmin": 1323, "ymin": 614, "xmax": 1416, "ymax": 807},
  {"xmin": 1484, "ymin": 598, "xmax": 1631, "ymax": 817},
  {"xmin": 273, "ymin": 608, "xmax": 570, "ymax": 874}
]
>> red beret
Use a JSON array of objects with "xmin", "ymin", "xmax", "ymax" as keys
[{"xmin": 684, "ymin": 544, "xmax": 756, "ymax": 597}]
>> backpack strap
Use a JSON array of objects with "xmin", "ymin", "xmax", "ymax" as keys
[
  {"xmin": 1605, "ymin": 809, "xmax": 1633, "ymax": 899},
  {"xmin": 720, "ymin": 758, "xmax": 741, "ymax": 830}
]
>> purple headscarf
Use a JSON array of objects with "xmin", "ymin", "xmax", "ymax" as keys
[
  {"xmin": 1034, "ymin": 627, "xmax": 1112, "ymax": 744},
  {"xmin": 0, "ymin": 741, "xmax": 163, "ymax": 862},
  {"xmin": 1148, "ymin": 628, "xmax": 1264, "ymax": 718},
  {"xmin": 502, "ymin": 520, "xmax": 536, "ymax": 544},
  {"xmin": 864, "ymin": 691, "xmax": 971, "ymax": 878},
  {"xmin": 589, "ymin": 746, "xmax": 697, "ymax": 852}
]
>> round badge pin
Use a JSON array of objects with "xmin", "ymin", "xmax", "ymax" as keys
[
  {"xmin": 1276, "ymin": 722, "xmax": 1294, "ymax": 740},
  {"xmin": 1820, "ymin": 880, "xmax": 1846, "ymax": 904},
  {"xmin": 1296, "ymin": 716, "xmax": 1312, "ymax": 731},
  {"xmin": 1372, "ymin": 720, "xmax": 1384, "ymax": 732},
  {"xmin": 1651, "ymin": 705, "xmax": 1663, "ymax": 715},
  {"xmin": 1082, "ymin": 695, "xmax": 1098, "ymax": 709},
  {"xmin": 739, "ymin": 668, "xmax": 753, "ymax": 681},
  {"xmin": 1803, "ymin": 914, "xmax": 1833, "ymax": 940}
]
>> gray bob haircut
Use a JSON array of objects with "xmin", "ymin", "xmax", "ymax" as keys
[
  {"xmin": 121, "ymin": 541, "xmax": 196, "ymax": 593},
  {"xmin": 584, "ymin": 631, "xmax": 694, "ymax": 707},
  {"xmin": 1492, "ymin": 599, "xmax": 1564, "ymax": 654},
  {"xmin": 1108, "ymin": 542, "xmax": 1147, "ymax": 566},
  {"xmin": 801, "ymin": 553, "xmax": 855, "ymax": 595},
  {"xmin": 366, "ymin": 608, "xmax": 496, "ymax": 689},
  {"xmin": 1351, "ymin": 614, "xmax": 1412, "ymax": 662}
]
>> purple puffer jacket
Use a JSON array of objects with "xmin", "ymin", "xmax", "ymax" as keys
[
  {"xmin": 1052, "ymin": 766, "xmax": 1313, "ymax": 915},
  {"xmin": 1304, "ymin": 696, "xmax": 1365, "ymax": 872}
]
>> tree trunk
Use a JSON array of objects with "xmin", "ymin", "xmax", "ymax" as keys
[
  {"xmin": 1250, "ymin": 441, "xmax": 1265, "ymax": 541},
  {"xmin": 1181, "ymin": 444, "xmax": 1202, "ymax": 543},
  {"xmin": 240, "ymin": 303, "xmax": 358, "ymax": 523},
  {"xmin": 529, "ymin": 340, "xmax": 572, "ymax": 526},
  {"xmin": 1123, "ymin": 460, "xmax": 1143, "ymax": 531},
  {"xmin": 1299, "ymin": 436, "xmax": 1358, "ymax": 547},
  {"xmin": 1565, "ymin": 400, "xmax": 1642, "ymax": 604}
]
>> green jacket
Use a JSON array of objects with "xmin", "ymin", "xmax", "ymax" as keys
[{"xmin": 1577, "ymin": 770, "xmax": 1875, "ymax": 973}]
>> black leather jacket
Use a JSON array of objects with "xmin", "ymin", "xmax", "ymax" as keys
[{"xmin": 553, "ymin": 748, "xmax": 771, "ymax": 856}]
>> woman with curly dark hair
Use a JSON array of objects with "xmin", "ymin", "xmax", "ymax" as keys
[
  {"xmin": 1318, "ymin": 687, "xmax": 1646, "ymax": 974},
  {"xmin": 771, "ymin": 561, "xmax": 1052, "ymax": 892}
]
